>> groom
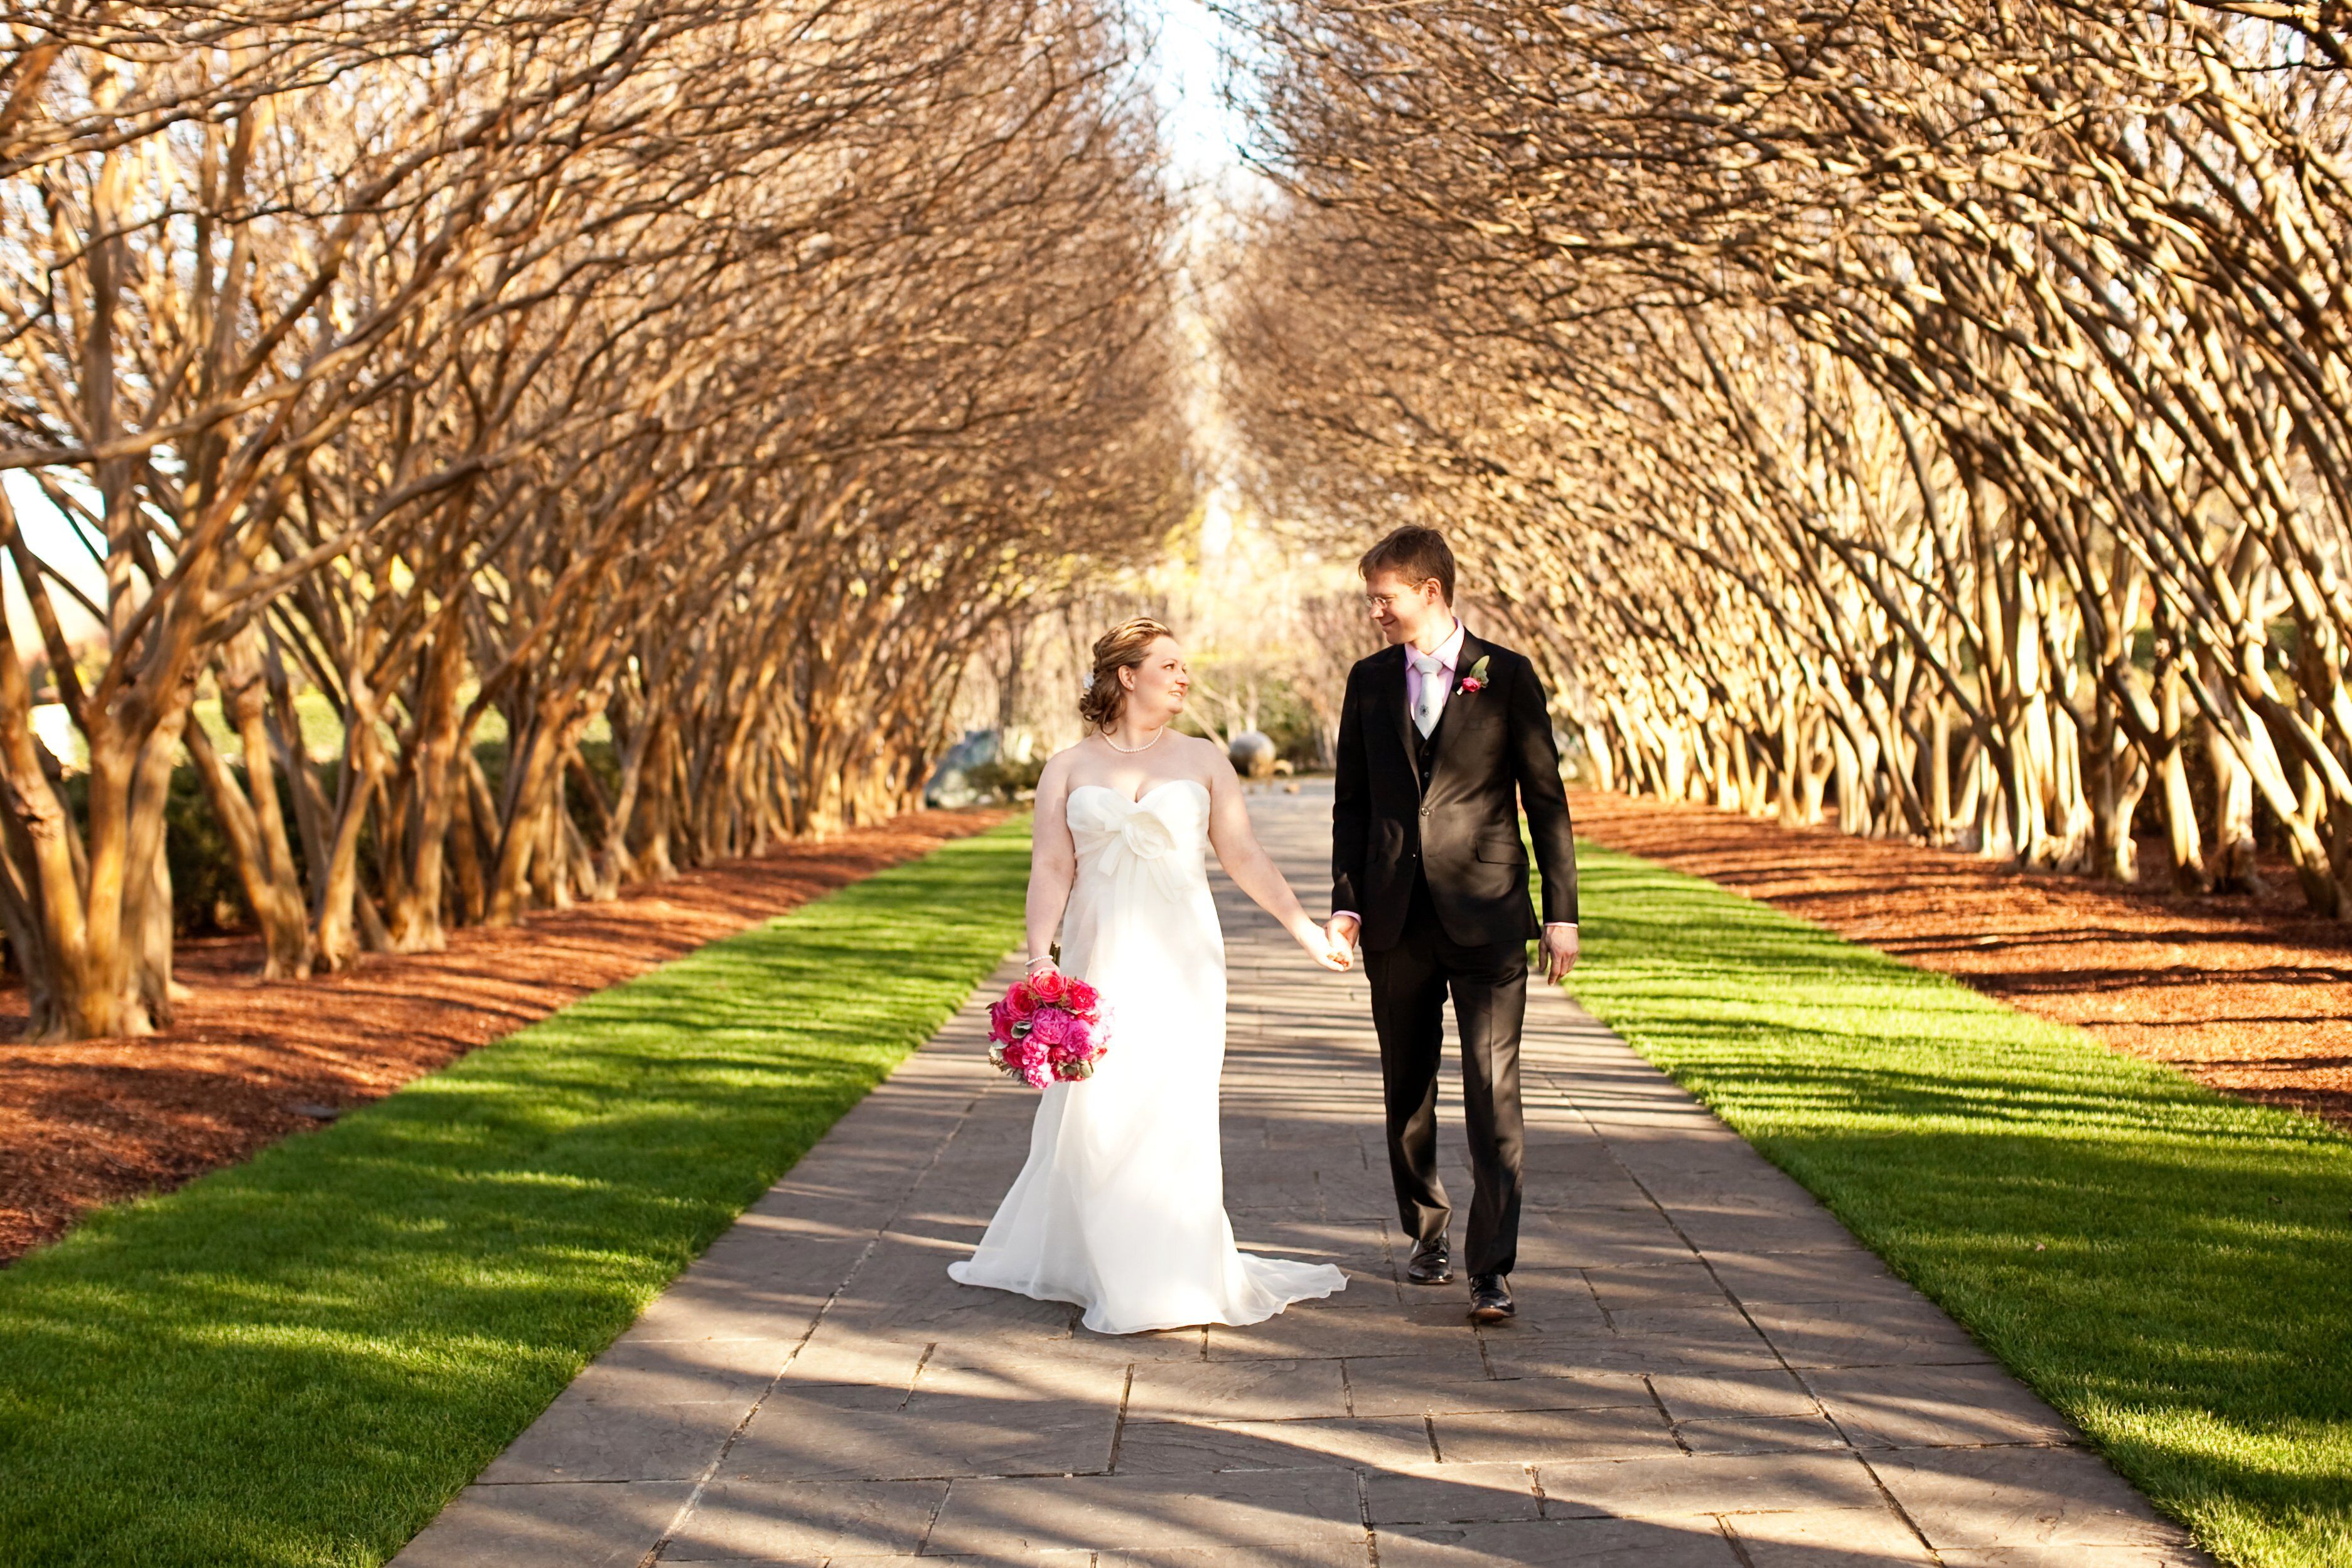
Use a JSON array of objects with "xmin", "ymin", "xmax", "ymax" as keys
[{"xmin": 1326, "ymin": 527, "xmax": 1579, "ymax": 1324}]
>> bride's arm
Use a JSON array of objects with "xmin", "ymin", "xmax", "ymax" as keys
[
  {"xmin": 1203, "ymin": 749, "xmax": 1350, "ymax": 970},
  {"xmin": 1025, "ymin": 756, "xmax": 1078, "ymax": 970}
]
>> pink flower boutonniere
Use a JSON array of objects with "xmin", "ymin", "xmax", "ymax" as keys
[{"xmin": 1455, "ymin": 654, "xmax": 1492, "ymax": 697}]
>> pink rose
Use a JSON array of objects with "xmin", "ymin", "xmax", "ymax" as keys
[
  {"xmin": 1030, "ymin": 969, "xmax": 1069, "ymax": 1004},
  {"xmin": 1459, "ymin": 677, "xmax": 1483, "ymax": 694}
]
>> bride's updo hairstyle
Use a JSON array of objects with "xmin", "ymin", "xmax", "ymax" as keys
[{"xmin": 1078, "ymin": 616, "xmax": 1176, "ymax": 730}]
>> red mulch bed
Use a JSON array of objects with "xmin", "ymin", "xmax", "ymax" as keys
[
  {"xmin": 1569, "ymin": 790, "xmax": 2352, "ymax": 1131},
  {"xmin": 0, "ymin": 808, "xmax": 1011, "ymax": 1265}
]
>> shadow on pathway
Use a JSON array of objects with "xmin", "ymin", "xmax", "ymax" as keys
[{"xmin": 395, "ymin": 783, "xmax": 2204, "ymax": 1567}]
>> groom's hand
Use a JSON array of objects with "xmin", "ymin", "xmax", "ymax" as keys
[
  {"xmin": 1541, "ymin": 923, "xmax": 1579, "ymax": 984},
  {"xmin": 1326, "ymin": 913, "xmax": 1360, "ymax": 953}
]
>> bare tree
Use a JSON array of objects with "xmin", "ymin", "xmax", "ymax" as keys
[
  {"xmin": 1225, "ymin": 0, "xmax": 2352, "ymax": 911},
  {"xmin": 0, "ymin": 0, "xmax": 1189, "ymax": 1036}
]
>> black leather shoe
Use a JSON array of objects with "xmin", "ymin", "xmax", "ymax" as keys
[
  {"xmin": 1469, "ymin": 1273, "xmax": 1515, "ymax": 1323},
  {"xmin": 1405, "ymin": 1236, "xmax": 1453, "ymax": 1286}
]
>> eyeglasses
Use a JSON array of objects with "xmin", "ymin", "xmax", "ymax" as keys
[{"xmin": 1363, "ymin": 582, "xmax": 1440, "ymax": 611}]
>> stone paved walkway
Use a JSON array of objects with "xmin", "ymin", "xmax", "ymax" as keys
[{"xmin": 395, "ymin": 783, "xmax": 2207, "ymax": 1567}]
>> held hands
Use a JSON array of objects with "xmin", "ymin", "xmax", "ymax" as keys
[
  {"xmin": 1313, "ymin": 915, "xmax": 1576, "ymax": 981},
  {"xmin": 1317, "ymin": 914, "xmax": 1361, "ymax": 975},
  {"xmin": 1296, "ymin": 920, "xmax": 1352, "ymax": 972}
]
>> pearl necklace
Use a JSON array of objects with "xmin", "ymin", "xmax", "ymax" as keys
[{"xmin": 1101, "ymin": 725, "xmax": 1166, "ymax": 754}]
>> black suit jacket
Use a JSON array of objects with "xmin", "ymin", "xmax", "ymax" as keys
[{"xmin": 1331, "ymin": 630, "xmax": 1578, "ymax": 952}]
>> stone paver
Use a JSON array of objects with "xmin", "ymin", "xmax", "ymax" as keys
[{"xmin": 394, "ymin": 781, "xmax": 2207, "ymax": 1567}]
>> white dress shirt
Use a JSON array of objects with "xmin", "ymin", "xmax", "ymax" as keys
[{"xmin": 1407, "ymin": 620, "xmax": 1469, "ymax": 736}]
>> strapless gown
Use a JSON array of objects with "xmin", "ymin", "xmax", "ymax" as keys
[{"xmin": 947, "ymin": 780, "xmax": 1347, "ymax": 1334}]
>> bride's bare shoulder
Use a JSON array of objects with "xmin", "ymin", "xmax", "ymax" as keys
[
  {"xmin": 1038, "ymin": 739, "xmax": 1097, "ymax": 788},
  {"xmin": 1176, "ymin": 731, "xmax": 1235, "ymax": 781}
]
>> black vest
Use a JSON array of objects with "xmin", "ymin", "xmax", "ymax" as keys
[{"xmin": 1412, "ymin": 719, "xmax": 1439, "ymax": 901}]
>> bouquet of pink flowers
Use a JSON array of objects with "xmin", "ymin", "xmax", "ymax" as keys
[{"xmin": 987, "ymin": 968, "xmax": 1110, "ymax": 1088}]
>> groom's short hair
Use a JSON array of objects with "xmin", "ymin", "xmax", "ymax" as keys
[{"xmin": 1360, "ymin": 526, "xmax": 1456, "ymax": 604}]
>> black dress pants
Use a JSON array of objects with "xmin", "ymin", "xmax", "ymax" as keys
[{"xmin": 1364, "ymin": 874, "xmax": 1527, "ymax": 1277}]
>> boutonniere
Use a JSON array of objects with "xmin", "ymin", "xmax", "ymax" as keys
[{"xmin": 1455, "ymin": 654, "xmax": 1491, "ymax": 697}]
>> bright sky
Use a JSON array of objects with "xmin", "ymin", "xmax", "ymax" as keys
[
  {"xmin": 3, "ymin": 471, "xmax": 105, "ymax": 655},
  {"xmin": 1145, "ymin": 1, "xmax": 1254, "ymax": 188}
]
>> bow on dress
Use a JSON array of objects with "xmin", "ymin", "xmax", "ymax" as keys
[{"xmin": 1069, "ymin": 784, "xmax": 1205, "ymax": 906}]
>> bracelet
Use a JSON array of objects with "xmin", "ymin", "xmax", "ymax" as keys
[{"xmin": 1024, "ymin": 955, "xmax": 1056, "ymax": 970}]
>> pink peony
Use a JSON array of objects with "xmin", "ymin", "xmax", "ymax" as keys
[{"xmin": 1001, "ymin": 1037, "xmax": 1047, "ymax": 1083}]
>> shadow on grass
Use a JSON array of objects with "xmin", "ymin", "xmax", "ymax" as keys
[
  {"xmin": 1568, "ymin": 846, "xmax": 2352, "ymax": 1568},
  {"xmin": 0, "ymin": 825, "xmax": 1031, "ymax": 1568}
]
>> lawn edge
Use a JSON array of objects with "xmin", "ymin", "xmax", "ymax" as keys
[
  {"xmin": 1562, "ymin": 839, "xmax": 2347, "ymax": 1568},
  {"xmin": 0, "ymin": 817, "xmax": 1034, "ymax": 1568}
]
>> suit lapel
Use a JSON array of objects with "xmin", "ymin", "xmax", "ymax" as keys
[
  {"xmin": 1426, "ymin": 628, "xmax": 1488, "ymax": 785},
  {"xmin": 1379, "ymin": 645, "xmax": 1418, "ymax": 795}
]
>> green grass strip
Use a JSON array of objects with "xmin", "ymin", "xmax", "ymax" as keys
[
  {"xmin": 1566, "ymin": 844, "xmax": 2352, "ymax": 1568},
  {"xmin": 0, "ymin": 820, "xmax": 1030, "ymax": 1568}
]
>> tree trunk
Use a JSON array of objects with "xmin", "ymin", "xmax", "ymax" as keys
[{"xmin": 2158, "ymin": 662, "xmax": 2207, "ymax": 893}]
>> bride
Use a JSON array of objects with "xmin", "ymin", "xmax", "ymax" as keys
[{"xmin": 948, "ymin": 617, "xmax": 1354, "ymax": 1335}]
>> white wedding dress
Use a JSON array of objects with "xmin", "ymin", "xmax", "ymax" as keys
[{"xmin": 948, "ymin": 780, "xmax": 1347, "ymax": 1334}]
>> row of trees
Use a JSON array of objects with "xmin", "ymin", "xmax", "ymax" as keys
[
  {"xmin": 0, "ymin": 0, "xmax": 1188, "ymax": 1038},
  {"xmin": 1226, "ymin": 1, "xmax": 2352, "ymax": 910},
  {"xmin": 948, "ymin": 502, "xmax": 1374, "ymax": 774}
]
